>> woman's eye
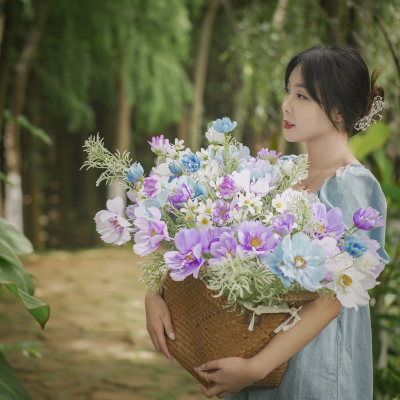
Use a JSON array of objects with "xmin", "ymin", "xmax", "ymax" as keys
[{"xmin": 297, "ymin": 94, "xmax": 307, "ymax": 99}]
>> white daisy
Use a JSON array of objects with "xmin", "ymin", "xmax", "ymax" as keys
[
  {"xmin": 237, "ymin": 192, "xmax": 263, "ymax": 215},
  {"xmin": 205, "ymin": 126, "xmax": 225, "ymax": 144},
  {"xmin": 196, "ymin": 213, "xmax": 213, "ymax": 230},
  {"xmin": 261, "ymin": 210, "xmax": 274, "ymax": 224},
  {"xmin": 197, "ymin": 199, "xmax": 214, "ymax": 215},
  {"xmin": 173, "ymin": 138, "xmax": 185, "ymax": 151},
  {"xmin": 210, "ymin": 177, "xmax": 224, "ymax": 197},
  {"xmin": 181, "ymin": 198, "xmax": 199, "ymax": 214},
  {"xmin": 136, "ymin": 188, "xmax": 148, "ymax": 205},
  {"xmin": 232, "ymin": 207, "xmax": 249, "ymax": 225},
  {"xmin": 196, "ymin": 148, "xmax": 211, "ymax": 163}
]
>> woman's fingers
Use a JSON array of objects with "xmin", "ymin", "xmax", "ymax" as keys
[
  {"xmin": 155, "ymin": 324, "xmax": 173, "ymax": 363},
  {"xmin": 197, "ymin": 382, "xmax": 226, "ymax": 399},
  {"xmin": 161, "ymin": 310, "xmax": 176, "ymax": 341},
  {"xmin": 194, "ymin": 367, "xmax": 219, "ymax": 384}
]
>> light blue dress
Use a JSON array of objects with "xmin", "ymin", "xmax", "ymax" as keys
[{"xmin": 226, "ymin": 154, "xmax": 390, "ymax": 400}]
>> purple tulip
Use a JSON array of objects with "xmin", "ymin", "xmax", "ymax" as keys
[
  {"xmin": 237, "ymin": 221, "xmax": 281, "ymax": 257},
  {"xmin": 164, "ymin": 228, "xmax": 209, "ymax": 281},
  {"xmin": 212, "ymin": 199, "xmax": 233, "ymax": 226},
  {"xmin": 143, "ymin": 174, "xmax": 162, "ymax": 198},
  {"xmin": 353, "ymin": 206, "xmax": 384, "ymax": 230},
  {"xmin": 272, "ymin": 213, "xmax": 296, "ymax": 235},
  {"xmin": 219, "ymin": 175, "xmax": 239, "ymax": 199},
  {"xmin": 133, "ymin": 207, "xmax": 170, "ymax": 256}
]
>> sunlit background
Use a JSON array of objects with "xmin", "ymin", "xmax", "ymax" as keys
[{"xmin": 0, "ymin": 0, "xmax": 399, "ymax": 399}]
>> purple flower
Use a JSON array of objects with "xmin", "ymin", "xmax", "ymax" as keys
[
  {"xmin": 209, "ymin": 232, "xmax": 238, "ymax": 266},
  {"xmin": 310, "ymin": 203, "xmax": 345, "ymax": 240},
  {"xmin": 148, "ymin": 135, "xmax": 170, "ymax": 156},
  {"xmin": 219, "ymin": 175, "xmax": 239, "ymax": 199},
  {"xmin": 353, "ymin": 206, "xmax": 384, "ymax": 230},
  {"xmin": 164, "ymin": 228, "xmax": 209, "ymax": 281},
  {"xmin": 204, "ymin": 226, "xmax": 235, "ymax": 250},
  {"xmin": 168, "ymin": 183, "xmax": 192, "ymax": 209},
  {"xmin": 257, "ymin": 148, "xmax": 282, "ymax": 164},
  {"xmin": 212, "ymin": 199, "xmax": 233, "ymax": 226},
  {"xmin": 143, "ymin": 174, "xmax": 162, "ymax": 198},
  {"xmin": 94, "ymin": 196, "xmax": 132, "ymax": 246},
  {"xmin": 237, "ymin": 221, "xmax": 281, "ymax": 257},
  {"xmin": 272, "ymin": 213, "xmax": 297, "ymax": 235},
  {"xmin": 133, "ymin": 207, "xmax": 170, "ymax": 256},
  {"xmin": 126, "ymin": 204, "xmax": 138, "ymax": 219}
]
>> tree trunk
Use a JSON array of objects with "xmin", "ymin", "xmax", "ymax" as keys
[
  {"xmin": 3, "ymin": 2, "xmax": 49, "ymax": 231},
  {"xmin": 189, "ymin": 0, "xmax": 220, "ymax": 152},
  {"xmin": 108, "ymin": 65, "xmax": 132, "ymax": 202},
  {"xmin": 319, "ymin": 0, "xmax": 341, "ymax": 44}
]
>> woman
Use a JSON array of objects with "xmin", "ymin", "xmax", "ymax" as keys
[{"xmin": 145, "ymin": 44, "xmax": 390, "ymax": 399}]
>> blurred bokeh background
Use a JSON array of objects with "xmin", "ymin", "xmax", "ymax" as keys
[{"xmin": 0, "ymin": 0, "xmax": 400, "ymax": 399}]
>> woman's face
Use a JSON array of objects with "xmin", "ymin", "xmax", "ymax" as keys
[{"xmin": 282, "ymin": 65, "xmax": 341, "ymax": 143}]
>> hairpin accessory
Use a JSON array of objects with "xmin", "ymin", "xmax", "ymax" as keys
[{"xmin": 354, "ymin": 95, "xmax": 385, "ymax": 131}]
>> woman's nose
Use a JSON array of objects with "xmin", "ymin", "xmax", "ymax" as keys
[{"xmin": 282, "ymin": 97, "xmax": 292, "ymax": 114}]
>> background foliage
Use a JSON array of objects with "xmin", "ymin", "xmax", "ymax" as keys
[{"xmin": 0, "ymin": 0, "xmax": 399, "ymax": 398}]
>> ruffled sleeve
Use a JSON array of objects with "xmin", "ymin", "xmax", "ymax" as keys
[{"xmin": 318, "ymin": 165, "xmax": 390, "ymax": 265}]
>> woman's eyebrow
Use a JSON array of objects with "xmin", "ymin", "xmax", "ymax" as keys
[{"xmin": 287, "ymin": 80, "xmax": 307, "ymax": 88}]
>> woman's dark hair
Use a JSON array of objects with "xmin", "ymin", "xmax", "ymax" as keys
[{"xmin": 284, "ymin": 44, "xmax": 384, "ymax": 137}]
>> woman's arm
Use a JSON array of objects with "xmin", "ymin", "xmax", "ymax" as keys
[{"xmin": 250, "ymin": 294, "xmax": 341, "ymax": 380}]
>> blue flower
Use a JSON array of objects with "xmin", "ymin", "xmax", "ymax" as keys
[
  {"xmin": 181, "ymin": 152, "xmax": 202, "ymax": 173},
  {"xmin": 212, "ymin": 117, "xmax": 237, "ymax": 133},
  {"xmin": 168, "ymin": 175, "xmax": 179, "ymax": 183},
  {"xmin": 175, "ymin": 175, "xmax": 206, "ymax": 200},
  {"xmin": 125, "ymin": 162, "xmax": 144, "ymax": 183},
  {"xmin": 260, "ymin": 245, "xmax": 291, "ymax": 288},
  {"xmin": 262, "ymin": 233, "xmax": 327, "ymax": 291},
  {"xmin": 344, "ymin": 236, "xmax": 369, "ymax": 257},
  {"xmin": 168, "ymin": 161, "xmax": 182, "ymax": 174}
]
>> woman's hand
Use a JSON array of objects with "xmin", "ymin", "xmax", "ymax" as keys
[
  {"xmin": 194, "ymin": 357, "xmax": 261, "ymax": 399},
  {"xmin": 145, "ymin": 287, "xmax": 175, "ymax": 363}
]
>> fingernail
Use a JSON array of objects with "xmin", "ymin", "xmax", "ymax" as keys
[
  {"xmin": 199, "ymin": 364, "xmax": 204, "ymax": 370},
  {"xmin": 169, "ymin": 332, "xmax": 175, "ymax": 340},
  {"xmin": 194, "ymin": 367, "xmax": 196, "ymax": 371},
  {"xmin": 169, "ymin": 357, "xmax": 173, "ymax": 363}
]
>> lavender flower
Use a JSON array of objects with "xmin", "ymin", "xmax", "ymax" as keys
[
  {"xmin": 181, "ymin": 152, "xmax": 202, "ymax": 173},
  {"xmin": 125, "ymin": 162, "xmax": 144, "ymax": 183},
  {"xmin": 212, "ymin": 199, "xmax": 233, "ymax": 225},
  {"xmin": 237, "ymin": 221, "xmax": 281, "ymax": 257},
  {"xmin": 219, "ymin": 175, "xmax": 239, "ymax": 199},
  {"xmin": 310, "ymin": 203, "xmax": 345, "ymax": 240},
  {"xmin": 168, "ymin": 183, "xmax": 192, "ymax": 209},
  {"xmin": 94, "ymin": 196, "xmax": 132, "ymax": 246},
  {"xmin": 133, "ymin": 207, "xmax": 170, "ymax": 256},
  {"xmin": 212, "ymin": 117, "xmax": 237, "ymax": 133},
  {"xmin": 164, "ymin": 228, "xmax": 209, "ymax": 281},
  {"xmin": 272, "ymin": 213, "xmax": 297, "ymax": 235},
  {"xmin": 148, "ymin": 135, "xmax": 170, "ymax": 156},
  {"xmin": 353, "ymin": 206, "xmax": 384, "ymax": 230},
  {"xmin": 204, "ymin": 226, "xmax": 236, "ymax": 249},
  {"xmin": 344, "ymin": 236, "xmax": 369, "ymax": 257},
  {"xmin": 209, "ymin": 232, "xmax": 239, "ymax": 266},
  {"xmin": 143, "ymin": 174, "xmax": 162, "ymax": 198}
]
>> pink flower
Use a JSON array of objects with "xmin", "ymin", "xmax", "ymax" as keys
[
  {"xmin": 94, "ymin": 197, "xmax": 132, "ymax": 246},
  {"xmin": 148, "ymin": 135, "xmax": 170, "ymax": 156},
  {"xmin": 143, "ymin": 174, "xmax": 162, "ymax": 198}
]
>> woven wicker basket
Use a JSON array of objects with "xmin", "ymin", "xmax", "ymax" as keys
[{"xmin": 162, "ymin": 273, "xmax": 319, "ymax": 388}]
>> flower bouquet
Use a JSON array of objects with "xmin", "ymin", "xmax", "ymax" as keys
[{"xmin": 82, "ymin": 117, "xmax": 385, "ymax": 388}]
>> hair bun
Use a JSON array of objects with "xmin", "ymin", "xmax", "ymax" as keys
[{"xmin": 363, "ymin": 67, "xmax": 384, "ymax": 116}]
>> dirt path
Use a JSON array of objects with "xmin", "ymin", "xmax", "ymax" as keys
[{"xmin": 0, "ymin": 247, "xmax": 206, "ymax": 400}]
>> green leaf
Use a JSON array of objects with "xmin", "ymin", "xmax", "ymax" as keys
[
  {"xmin": 0, "ymin": 171, "xmax": 11, "ymax": 185},
  {"xmin": 381, "ymin": 183, "xmax": 400, "ymax": 206},
  {"xmin": 0, "ymin": 353, "xmax": 33, "ymax": 399},
  {"xmin": 3, "ymin": 110, "xmax": 52, "ymax": 145},
  {"xmin": 0, "ymin": 241, "xmax": 35, "ymax": 295},
  {"xmin": 348, "ymin": 123, "xmax": 391, "ymax": 160},
  {"xmin": 372, "ymin": 147, "xmax": 394, "ymax": 184},
  {"xmin": 0, "ymin": 218, "xmax": 34, "ymax": 255},
  {"xmin": 0, "ymin": 270, "xmax": 49, "ymax": 329}
]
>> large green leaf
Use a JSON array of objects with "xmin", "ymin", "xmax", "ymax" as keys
[
  {"xmin": 0, "ymin": 241, "xmax": 35, "ymax": 295},
  {"xmin": 0, "ymin": 270, "xmax": 49, "ymax": 329},
  {"xmin": 0, "ymin": 353, "xmax": 33, "ymax": 400},
  {"xmin": 0, "ymin": 172, "xmax": 11, "ymax": 185},
  {"xmin": 348, "ymin": 123, "xmax": 391, "ymax": 160},
  {"xmin": 0, "ymin": 218, "xmax": 34, "ymax": 255},
  {"xmin": 381, "ymin": 183, "xmax": 400, "ymax": 206},
  {"xmin": 372, "ymin": 147, "xmax": 394, "ymax": 184}
]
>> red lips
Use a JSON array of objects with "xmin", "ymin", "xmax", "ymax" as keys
[{"xmin": 284, "ymin": 120, "xmax": 295, "ymax": 129}]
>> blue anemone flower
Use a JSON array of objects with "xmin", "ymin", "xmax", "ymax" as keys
[
  {"xmin": 260, "ymin": 245, "xmax": 291, "ymax": 288},
  {"xmin": 344, "ymin": 236, "xmax": 369, "ymax": 257},
  {"xmin": 212, "ymin": 117, "xmax": 237, "ymax": 133},
  {"xmin": 181, "ymin": 152, "xmax": 202, "ymax": 173},
  {"xmin": 168, "ymin": 161, "xmax": 182, "ymax": 174}
]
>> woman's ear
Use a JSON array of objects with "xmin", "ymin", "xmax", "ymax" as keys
[{"xmin": 334, "ymin": 110, "xmax": 344, "ymax": 122}]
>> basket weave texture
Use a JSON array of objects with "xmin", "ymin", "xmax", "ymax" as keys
[{"xmin": 162, "ymin": 273, "xmax": 319, "ymax": 389}]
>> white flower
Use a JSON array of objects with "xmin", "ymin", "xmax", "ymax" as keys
[
  {"xmin": 325, "ymin": 263, "xmax": 370, "ymax": 310},
  {"xmin": 231, "ymin": 169, "xmax": 251, "ymax": 192},
  {"xmin": 353, "ymin": 251, "xmax": 381, "ymax": 286},
  {"xmin": 196, "ymin": 148, "xmax": 211, "ymax": 163},
  {"xmin": 205, "ymin": 126, "xmax": 225, "ymax": 144},
  {"xmin": 261, "ymin": 211, "xmax": 274, "ymax": 224},
  {"xmin": 127, "ymin": 190, "xmax": 138, "ymax": 203},
  {"xmin": 281, "ymin": 160, "xmax": 295, "ymax": 175},
  {"xmin": 197, "ymin": 159, "xmax": 220, "ymax": 181},
  {"xmin": 210, "ymin": 177, "xmax": 224, "ymax": 197},
  {"xmin": 181, "ymin": 198, "xmax": 199, "ymax": 214},
  {"xmin": 232, "ymin": 207, "xmax": 249, "ymax": 225},
  {"xmin": 196, "ymin": 213, "xmax": 213, "ymax": 230},
  {"xmin": 151, "ymin": 162, "xmax": 173, "ymax": 177},
  {"xmin": 173, "ymin": 138, "xmax": 185, "ymax": 151},
  {"xmin": 249, "ymin": 174, "xmax": 275, "ymax": 197},
  {"xmin": 197, "ymin": 198, "xmax": 214, "ymax": 215},
  {"xmin": 271, "ymin": 188, "xmax": 301, "ymax": 213},
  {"xmin": 166, "ymin": 147, "xmax": 179, "ymax": 159},
  {"xmin": 272, "ymin": 194, "xmax": 287, "ymax": 213},
  {"xmin": 136, "ymin": 188, "xmax": 148, "ymax": 205},
  {"xmin": 237, "ymin": 192, "xmax": 263, "ymax": 215}
]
